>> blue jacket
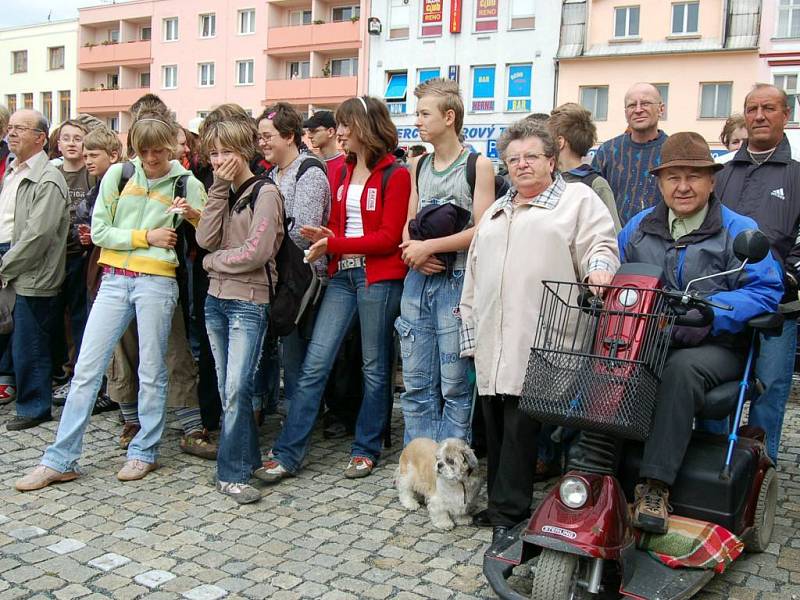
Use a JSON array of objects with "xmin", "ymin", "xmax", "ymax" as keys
[{"xmin": 618, "ymin": 196, "xmax": 784, "ymax": 338}]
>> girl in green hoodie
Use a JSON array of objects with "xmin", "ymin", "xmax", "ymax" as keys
[{"xmin": 16, "ymin": 114, "xmax": 207, "ymax": 492}]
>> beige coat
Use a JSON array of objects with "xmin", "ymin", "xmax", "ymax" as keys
[{"xmin": 460, "ymin": 178, "xmax": 620, "ymax": 397}]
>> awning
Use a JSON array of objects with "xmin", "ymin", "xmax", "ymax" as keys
[{"xmin": 385, "ymin": 73, "xmax": 408, "ymax": 101}]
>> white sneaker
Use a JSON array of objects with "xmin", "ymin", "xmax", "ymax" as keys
[{"xmin": 216, "ymin": 481, "xmax": 262, "ymax": 504}]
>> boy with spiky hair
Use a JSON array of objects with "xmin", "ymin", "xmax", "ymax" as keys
[{"xmin": 398, "ymin": 77, "xmax": 495, "ymax": 446}]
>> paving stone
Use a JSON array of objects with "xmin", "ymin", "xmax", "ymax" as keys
[
  {"xmin": 47, "ymin": 539, "xmax": 87, "ymax": 555},
  {"xmin": 9, "ymin": 526, "xmax": 47, "ymax": 540},
  {"xmin": 182, "ymin": 585, "xmax": 228, "ymax": 600},
  {"xmin": 88, "ymin": 553, "xmax": 131, "ymax": 572},
  {"xmin": 134, "ymin": 569, "xmax": 177, "ymax": 588}
]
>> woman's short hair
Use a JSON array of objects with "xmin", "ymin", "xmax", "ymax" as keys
[
  {"xmin": 335, "ymin": 96, "xmax": 398, "ymax": 170},
  {"xmin": 497, "ymin": 119, "xmax": 558, "ymax": 163},
  {"xmin": 720, "ymin": 114, "xmax": 746, "ymax": 148},
  {"xmin": 257, "ymin": 102, "xmax": 303, "ymax": 148},
  {"xmin": 200, "ymin": 106, "xmax": 259, "ymax": 161},
  {"xmin": 84, "ymin": 126, "xmax": 122, "ymax": 156},
  {"xmin": 129, "ymin": 110, "xmax": 179, "ymax": 157},
  {"xmin": 548, "ymin": 102, "xmax": 597, "ymax": 157}
]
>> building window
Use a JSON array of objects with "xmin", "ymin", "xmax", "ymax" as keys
[
  {"xmin": 108, "ymin": 116, "xmax": 119, "ymax": 132},
  {"xmin": 236, "ymin": 60, "xmax": 254, "ymax": 85},
  {"xmin": 5, "ymin": 95, "xmax": 16, "ymax": 113},
  {"xmin": 108, "ymin": 29, "xmax": 120, "ymax": 43},
  {"xmin": 107, "ymin": 73, "xmax": 119, "ymax": 89},
  {"xmin": 198, "ymin": 62, "xmax": 215, "ymax": 87},
  {"xmin": 421, "ymin": 0, "xmax": 443, "ymax": 37},
  {"xmin": 41, "ymin": 92, "xmax": 52, "ymax": 124},
  {"xmin": 12, "ymin": 50, "xmax": 27, "ymax": 74},
  {"xmin": 506, "ymin": 64, "xmax": 532, "ymax": 112},
  {"xmin": 239, "ymin": 9, "xmax": 256, "ymax": 34},
  {"xmin": 198, "ymin": 111, "xmax": 210, "ymax": 119},
  {"xmin": 510, "ymin": 0, "xmax": 535, "ymax": 30},
  {"xmin": 389, "ymin": 0, "xmax": 410, "ymax": 39},
  {"xmin": 418, "ymin": 68, "xmax": 440, "ymax": 84},
  {"xmin": 777, "ymin": 0, "xmax": 800, "ymax": 38},
  {"xmin": 672, "ymin": 2, "xmax": 699, "ymax": 35},
  {"xmin": 475, "ymin": 0, "xmax": 499, "ymax": 32},
  {"xmin": 140, "ymin": 26, "xmax": 152, "ymax": 41},
  {"xmin": 332, "ymin": 5, "xmax": 360, "ymax": 22},
  {"xmin": 22, "ymin": 93, "xmax": 33, "ymax": 110},
  {"xmin": 700, "ymin": 82, "xmax": 732, "ymax": 118},
  {"xmin": 384, "ymin": 71, "xmax": 408, "ymax": 114},
  {"xmin": 48, "ymin": 46, "xmax": 65, "ymax": 70},
  {"xmin": 614, "ymin": 6, "xmax": 640, "ymax": 38},
  {"xmin": 289, "ymin": 10, "xmax": 312, "ymax": 26},
  {"xmin": 162, "ymin": 64, "xmax": 178, "ymax": 89},
  {"xmin": 653, "ymin": 83, "xmax": 669, "ymax": 120},
  {"xmin": 288, "ymin": 61, "xmax": 310, "ymax": 79},
  {"xmin": 471, "ymin": 65, "xmax": 496, "ymax": 112},
  {"xmin": 164, "ymin": 18, "xmax": 179, "ymax": 41},
  {"xmin": 139, "ymin": 72, "xmax": 151, "ymax": 88},
  {"xmin": 580, "ymin": 86, "xmax": 609, "ymax": 121},
  {"xmin": 331, "ymin": 57, "xmax": 358, "ymax": 77},
  {"xmin": 774, "ymin": 74, "xmax": 798, "ymax": 121},
  {"xmin": 59, "ymin": 90, "xmax": 71, "ymax": 121},
  {"xmin": 200, "ymin": 14, "xmax": 216, "ymax": 38}
]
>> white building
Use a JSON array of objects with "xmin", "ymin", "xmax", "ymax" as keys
[
  {"xmin": 366, "ymin": 0, "xmax": 559, "ymax": 159},
  {"xmin": 0, "ymin": 19, "xmax": 79, "ymax": 127}
]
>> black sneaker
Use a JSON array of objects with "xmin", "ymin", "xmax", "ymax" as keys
[{"xmin": 92, "ymin": 393, "xmax": 118, "ymax": 415}]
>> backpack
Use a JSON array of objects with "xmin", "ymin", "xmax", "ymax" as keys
[
  {"xmin": 415, "ymin": 151, "xmax": 509, "ymax": 200},
  {"xmin": 266, "ymin": 155, "xmax": 327, "ymax": 184},
  {"xmin": 241, "ymin": 177, "xmax": 323, "ymax": 338}
]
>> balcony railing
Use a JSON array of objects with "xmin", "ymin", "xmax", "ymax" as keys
[
  {"xmin": 265, "ymin": 76, "xmax": 358, "ymax": 104},
  {"xmin": 267, "ymin": 20, "xmax": 360, "ymax": 53},
  {"xmin": 79, "ymin": 40, "xmax": 152, "ymax": 68},
  {"xmin": 78, "ymin": 87, "xmax": 149, "ymax": 112}
]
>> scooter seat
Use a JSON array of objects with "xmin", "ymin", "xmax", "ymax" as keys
[{"xmin": 697, "ymin": 380, "xmax": 741, "ymax": 420}]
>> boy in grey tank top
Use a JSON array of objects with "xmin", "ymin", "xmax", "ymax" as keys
[{"xmin": 396, "ymin": 78, "xmax": 495, "ymax": 446}]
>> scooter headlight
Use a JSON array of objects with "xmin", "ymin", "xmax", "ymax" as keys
[{"xmin": 559, "ymin": 476, "xmax": 589, "ymax": 509}]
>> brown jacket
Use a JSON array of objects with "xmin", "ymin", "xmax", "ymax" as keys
[{"xmin": 196, "ymin": 176, "xmax": 284, "ymax": 305}]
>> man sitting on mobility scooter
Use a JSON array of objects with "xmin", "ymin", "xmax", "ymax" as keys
[{"xmin": 617, "ymin": 132, "xmax": 784, "ymax": 534}]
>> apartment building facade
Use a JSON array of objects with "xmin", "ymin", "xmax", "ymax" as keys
[
  {"xmin": 0, "ymin": 19, "xmax": 79, "ymax": 127},
  {"xmin": 760, "ymin": 0, "xmax": 800, "ymax": 131},
  {"xmin": 366, "ymin": 0, "xmax": 555, "ymax": 158},
  {"xmin": 557, "ymin": 0, "xmax": 762, "ymax": 149}
]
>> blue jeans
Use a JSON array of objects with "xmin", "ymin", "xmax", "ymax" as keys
[
  {"xmin": 52, "ymin": 253, "xmax": 89, "ymax": 371},
  {"xmin": 282, "ymin": 329, "xmax": 308, "ymax": 408},
  {"xmin": 205, "ymin": 296, "xmax": 267, "ymax": 483},
  {"xmin": 252, "ymin": 336, "xmax": 281, "ymax": 412},
  {"xmin": 748, "ymin": 318, "xmax": 797, "ymax": 463},
  {"xmin": 396, "ymin": 269, "xmax": 474, "ymax": 445},
  {"xmin": 272, "ymin": 267, "xmax": 402, "ymax": 473},
  {"xmin": 41, "ymin": 273, "xmax": 177, "ymax": 472},
  {"xmin": 10, "ymin": 295, "xmax": 59, "ymax": 419}
]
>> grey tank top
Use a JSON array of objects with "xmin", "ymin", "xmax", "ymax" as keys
[{"xmin": 416, "ymin": 150, "xmax": 474, "ymax": 271}]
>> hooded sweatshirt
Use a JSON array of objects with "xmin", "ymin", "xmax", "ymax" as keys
[{"xmin": 91, "ymin": 157, "xmax": 206, "ymax": 277}]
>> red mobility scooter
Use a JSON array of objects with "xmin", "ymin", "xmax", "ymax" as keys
[{"xmin": 483, "ymin": 230, "xmax": 779, "ymax": 599}]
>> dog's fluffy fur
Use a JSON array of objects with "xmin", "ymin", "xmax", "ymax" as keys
[{"xmin": 396, "ymin": 437, "xmax": 480, "ymax": 530}]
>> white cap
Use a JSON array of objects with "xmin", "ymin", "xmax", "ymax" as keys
[{"xmin": 187, "ymin": 116, "xmax": 204, "ymax": 135}]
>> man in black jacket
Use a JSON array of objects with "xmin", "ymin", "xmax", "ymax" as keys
[{"xmin": 714, "ymin": 84, "xmax": 800, "ymax": 464}]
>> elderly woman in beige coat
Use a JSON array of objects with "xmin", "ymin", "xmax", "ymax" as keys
[{"xmin": 460, "ymin": 120, "xmax": 620, "ymax": 541}]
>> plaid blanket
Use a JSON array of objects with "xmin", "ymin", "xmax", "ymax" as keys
[{"xmin": 635, "ymin": 515, "xmax": 744, "ymax": 573}]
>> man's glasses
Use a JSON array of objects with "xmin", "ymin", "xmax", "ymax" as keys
[
  {"xmin": 625, "ymin": 100, "xmax": 660, "ymax": 112},
  {"xmin": 7, "ymin": 125, "xmax": 44, "ymax": 134},
  {"xmin": 505, "ymin": 152, "xmax": 547, "ymax": 168}
]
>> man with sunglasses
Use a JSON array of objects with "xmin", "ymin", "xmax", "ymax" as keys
[
  {"xmin": 592, "ymin": 82, "xmax": 668, "ymax": 225},
  {"xmin": 0, "ymin": 110, "xmax": 69, "ymax": 430}
]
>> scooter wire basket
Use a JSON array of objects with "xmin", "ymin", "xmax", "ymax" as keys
[{"xmin": 519, "ymin": 280, "xmax": 677, "ymax": 441}]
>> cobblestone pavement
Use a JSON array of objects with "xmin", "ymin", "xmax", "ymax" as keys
[{"xmin": 0, "ymin": 391, "xmax": 798, "ymax": 599}]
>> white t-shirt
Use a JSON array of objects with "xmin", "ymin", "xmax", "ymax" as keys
[{"xmin": 345, "ymin": 184, "xmax": 364, "ymax": 238}]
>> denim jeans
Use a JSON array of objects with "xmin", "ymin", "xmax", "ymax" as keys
[
  {"xmin": 41, "ymin": 273, "xmax": 177, "ymax": 472},
  {"xmin": 51, "ymin": 252, "xmax": 89, "ymax": 373},
  {"xmin": 748, "ymin": 318, "xmax": 797, "ymax": 463},
  {"xmin": 396, "ymin": 269, "xmax": 474, "ymax": 445},
  {"xmin": 205, "ymin": 296, "xmax": 267, "ymax": 483},
  {"xmin": 252, "ymin": 336, "xmax": 281, "ymax": 413},
  {"xmin": 10, "ymin": 295, "xmax": 59, "ymax": 419},
  {"xmin": 272, "ymin": 267, "xmax": 402, "ymax": 473}
]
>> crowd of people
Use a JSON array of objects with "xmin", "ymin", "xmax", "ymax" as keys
[{"xmin": 0, "ymin": 80, "xmax": 796, "ymax": 543}]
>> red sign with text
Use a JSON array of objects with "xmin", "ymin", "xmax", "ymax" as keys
[
  {"xmin": 422, "ymin": 0, "xmax": 443, "ymax": 36},
  {"xmin": 450, "ymin": 0, "xmax": 463, "ymax": 33},
  {"xmin": 475, "ymin": 0, "xmax": 498, "ymax": 32}
]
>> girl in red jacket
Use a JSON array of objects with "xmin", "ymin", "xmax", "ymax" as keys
[{"xmin": 260, "ymin": 96, "xmax": 410, "ymax": 481}]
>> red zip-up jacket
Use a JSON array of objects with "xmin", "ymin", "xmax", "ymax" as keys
[{"xmin": 327, "ymin": 153, "xmax": 410, "ymax": 284}]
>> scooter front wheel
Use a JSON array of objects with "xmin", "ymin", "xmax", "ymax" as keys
[{"xmin": 531, "ymin": 549, "xmax": 584, "ymax": 600}]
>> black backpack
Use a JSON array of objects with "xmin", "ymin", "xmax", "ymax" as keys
[
  {"xmin": 415, "ymin": 152, "xmax": 510, "ymax": 200},
  {"xmin": 241, "ymin": 177, "xmax": 322, "ymax": 338}
]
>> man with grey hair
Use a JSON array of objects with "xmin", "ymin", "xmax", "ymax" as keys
[
  {"xmin": 0, "ymin": 109, "xmax": 69, "ymax": 430},
  {"xmin": 714, "ymin": 83, "xmax": 800, "ymax": 465},
  {"xmin": 592, "ymin": 82, "xmax": 668, "ymax": 225}
]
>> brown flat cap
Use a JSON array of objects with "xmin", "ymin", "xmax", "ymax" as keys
[{"xmin": 650, "ymin": 131, "xmax": 723, "ymax": 175}]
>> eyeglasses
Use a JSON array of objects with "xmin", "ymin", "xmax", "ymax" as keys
[
  {"xmin": 59, "ymin": 135, "xmax": 83, "ymax": 144},
  {"xmin": 258, "ymin": 133, "xmax": 275, "ymax": 143},
  {"xmin": 625, "ymin": 100, "xmax": 660, "ymax": 112},
  {"xmin": 505, "ymin": 152, "xmax": 547, "ymax": 168},
  {"xmin": 7, "ymin": 125, "xmax": 43, "ymax": 134}
]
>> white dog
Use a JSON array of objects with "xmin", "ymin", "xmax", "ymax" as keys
[{"xmin": 396, "ymin": 437, "xmax": 480, "ymax": 530}]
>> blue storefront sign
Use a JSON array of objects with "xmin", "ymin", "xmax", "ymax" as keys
[
  {"xmin": 507, "ymin": 64, "xmax": 532, "ymax": 112},
  {"xmin": 471, "ymin": 66, "xmax": 495, "ymax": 112},
  {"xmin": 487, "ymin": 139, "xmax": 498, "ymax": 159}
]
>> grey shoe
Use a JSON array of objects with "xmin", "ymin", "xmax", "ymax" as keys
[
  {"xmin": 253, "ymin": 460, "xmax": 293, "ymax": 483},
  {"xmin": 216, "ymin": 481, "xmax": 262, "ymax": 504}
]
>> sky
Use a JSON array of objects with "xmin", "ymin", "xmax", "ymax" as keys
[{"xmin": 1, "ymin": 0, "xmax": 134, "ymax": 28}]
